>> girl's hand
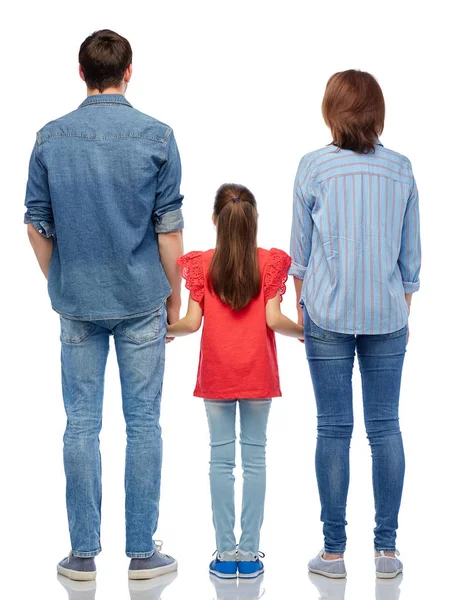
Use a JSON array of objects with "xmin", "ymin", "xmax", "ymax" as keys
[{"xmin": 166, "ymin": 306, "xmax": 180, "ymax": 343}]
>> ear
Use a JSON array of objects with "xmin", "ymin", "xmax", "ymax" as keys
[
  {"xmin": 212, "ymin": 214, "xmax": 217, "ymax": 226},
  {"xmin": 124, "ymin": 64, "xmax": 133, "ymax": 84},
  {"xmin": 79, "ymin": 65, "xmax": 86, "ymax": 82}
]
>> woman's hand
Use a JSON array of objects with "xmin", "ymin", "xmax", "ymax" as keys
[{"xmin": 297, "ymin": 304, "xmax": 304, "ymax": 343}]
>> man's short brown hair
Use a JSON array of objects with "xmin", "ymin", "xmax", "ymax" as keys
[
  {"xmin": 322, "ymin": 70, "xmax": 385, "ymax": 154},
  {"xmin": 79, "ymin": 30, "xmax": 132, "ymax": 93}
]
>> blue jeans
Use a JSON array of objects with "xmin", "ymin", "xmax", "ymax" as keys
[
  {"xmin": 304, "ymin": 308, "xmax": 407, "ymax": 553},
  {"xmin": 60, "ymin": 304, "xmax": 166, "ymax": 558},
  {"xmin": 204, "ymin": 400, "xmax": 271, "ymax": 560}
]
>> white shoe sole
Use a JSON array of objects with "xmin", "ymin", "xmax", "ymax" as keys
[
  {"xmin": 57, "ymin": 565, "xmax": 96, "ymax": 581},
  {"xmin": 209, "ymin": 568, "xmax": 237, "ymax": 579},
  {"xmin": 376, "ymin": 568, "xmax": 403, "ymax": 579},
  {"xmin": 308, "ymin": 567, "xmax": 347, "ymax": 579},
  {"xmin": 128, "ymin": 560, "xmax": 178, "ymax": 580},
  {"xmin": 238, "ymin": 569, "xmax": 264, "ymax": 579}
]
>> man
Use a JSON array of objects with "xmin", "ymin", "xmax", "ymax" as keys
[{"xmin": 24, "ymin": 30, "xmax": 183, "ymax": 581}]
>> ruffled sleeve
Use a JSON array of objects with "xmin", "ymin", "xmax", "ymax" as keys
[
  {"xmin": 178, "ymin": 251, "xmax": 205, "ymax": 308},
  {"xmin": 263, "ymin": 248, "xmax": 292, "ymax": 303}
]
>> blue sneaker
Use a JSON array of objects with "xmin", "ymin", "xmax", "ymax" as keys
[
  {"xmin": 237, "ymin": 553, "xmax": 265, "ymax": 579},
  {"xmin": 209, "ymin": 555, "xmax": 238, "ymax": 579}
]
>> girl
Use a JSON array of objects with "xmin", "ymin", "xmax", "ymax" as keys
[
  {"xmin": 289, "ymin": 70, "xmax": 421, "ymax": 579},
  {"xmin": 168, "ymin": 183, "xmax": 304, "ymax": 579}
]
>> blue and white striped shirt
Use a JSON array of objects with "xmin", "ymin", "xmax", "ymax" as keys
[{"xmin": 289, "ymin": 142, "xmax": 421, "ymax": 335}]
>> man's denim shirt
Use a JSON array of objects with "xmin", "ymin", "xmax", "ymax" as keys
[{"xmin": 24, "ymin": 94, "xmax": 184, "ymax": 320}]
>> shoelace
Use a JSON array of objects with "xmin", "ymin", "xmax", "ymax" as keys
[{"xmin": 154, "ymin": 540, "xmax": 163, "ymax": 552}]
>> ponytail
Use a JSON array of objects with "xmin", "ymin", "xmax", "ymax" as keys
[{"xmin": 208, "ymin": 183, "xmax": 261, "ymax": 311}]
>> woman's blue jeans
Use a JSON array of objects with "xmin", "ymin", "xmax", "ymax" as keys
[
  {"xmin": 304, "ymin": 308, "xmax": 407, "ymax": 553},
  {"xmin": 60, "ymin": 305, "xmax": 166, "ymax": 558},
  {"xmin": 204, "ymin": 399, "xmax": 271, "ymax": 561}
]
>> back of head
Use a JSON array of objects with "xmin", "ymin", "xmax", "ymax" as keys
[
  {"xmin": 79, "ymin": 30, "xmax": 132, "ymax": 93},
  {"xmin": 322, "ymin": 69, "xmax": 385, "ymax": 154},
  {"xmin": 208, "ymin": 183, "xmax": 261, "ymax": 311}
]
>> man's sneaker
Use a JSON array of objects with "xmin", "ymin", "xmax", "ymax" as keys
[
  {"xmin": 375, "ymin": 551, "xmax": 403, "ymax": 579},
  {"xmin": 209, "ymin": 554, "xmax": 238, "ymax": 579},
  {"xmin": 128, "ymin": 541, "xmax": 178, "ymax": 580},
  {"xmin": 237, "ymin": 552, "xmax": 265, "ymax": 579},
  {"xmin": 308, "ymin": 550, "xmax": 347, "ymax": 579},
  {"xmin": 57, "ymin": 552, "xmax": 96, "ymax": 581}
]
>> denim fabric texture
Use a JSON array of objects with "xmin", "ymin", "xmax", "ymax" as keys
[
  {"xmin": 24, "ymin": 94, "xmax": 184, "ymax": 320},
  {"xmin": 204, "ymin": 399, "xmax": 271, "ymax": 560},
  {"xmin": 290, "ymin": 142, "xmax": 421, "ymax": 334},
  {"xmin": 61, "ymin": 305, "xmax": 167, "ymax": 558},
  {"xmin": 303, "ymin": 308, "xmax": 407, "ymax": 553}
]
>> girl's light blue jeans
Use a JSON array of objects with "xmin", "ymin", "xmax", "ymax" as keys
[{"xmin": 204, "ymin": 399, "xmax": 271, "ymax": 561}]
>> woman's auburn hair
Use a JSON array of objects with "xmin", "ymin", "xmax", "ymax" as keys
[
  {"xmin": 322, "ymin": 70, "xmax": 385, "ymax": 154},
  {"xmin": 208, "ymin": 183, "xmax": 261, "ymax": 311}
]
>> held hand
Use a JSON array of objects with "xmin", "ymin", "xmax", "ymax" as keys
[
  {"xmin": 297, "ymin": 305, "xmax": 305, "ymax": 343},
  {"xmin": 166, "ymin": 305, "xmax": 180, "ymax": 344}
]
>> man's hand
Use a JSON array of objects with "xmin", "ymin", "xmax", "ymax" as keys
[
  {"xmin": 27, "ymin": 224, "xmax": 53, "ymax": 279},
  {"xmin": 166, "ymin": 303, "xmax": 180, "ymax": 343},
  {"xmin": 158, "ymin": 230, "xmax": 183, "ymax": 343}
]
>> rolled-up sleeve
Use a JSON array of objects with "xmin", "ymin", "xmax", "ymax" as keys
[
  {"xmin": 24, "ymin": 139, "xmax": 55, "ymax": 238},
  {"xmin": 153, "ymin": 130, "xmax": 184, "ymax": 233},
  {"xmin": 398, "ymin": 175, "xmax": 421, "ymax": 293},
  {"xmin": 289, "ymin": 157, "xmax": 314, "ymax": 280}
]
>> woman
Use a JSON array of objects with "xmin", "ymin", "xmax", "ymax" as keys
[{"xmin": 289, "ymin": 70, "xmax": 421, "ymax": 579}]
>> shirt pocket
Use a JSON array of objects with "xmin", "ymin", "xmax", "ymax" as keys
[
  {"xmin": 121, "ymin": 304, "xmax": 164, "ymax": 344},
  {"xmin": 60, "ymin": 317, "xmax": 95, "ymax": 344}
]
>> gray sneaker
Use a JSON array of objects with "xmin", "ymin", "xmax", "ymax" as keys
[
  {"xmin": 308, "ymin": 550, "xmax": 347, "ymax": 579},
  {"xmin": 375, "ymin": 551, "xmax": 403, "ymax": 579},
  {"xmin": 128, "ymin": 541, "xmax": 178, "ymax": 580},
  {"xmin": 57, "ymin": 552, "xmax": 96, "ymax": 581}
]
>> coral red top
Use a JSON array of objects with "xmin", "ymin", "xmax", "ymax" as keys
[{"xmin": 178, "ymin": 248, "xmax": 291, "ymax": 400}]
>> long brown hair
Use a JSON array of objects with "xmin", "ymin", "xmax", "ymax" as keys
[
  {"xmin": 208, "ymin": 183, "xmax": 261, "ymax": 311},
  {"xmin": 322, "ymin": 70, "xmax": 385, "ymax": 154}
]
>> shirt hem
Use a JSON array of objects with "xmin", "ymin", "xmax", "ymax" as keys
[
  {"xmin": 303, "ymin": 304, "xmax": 409, "ymax": 336},
  {"xmin": 52, "ymin": 295, "xmax": 170, "ymax": 321},
  {"xmin": 194, "ymin": 390, "xmax": 282, "ymax": 400}
]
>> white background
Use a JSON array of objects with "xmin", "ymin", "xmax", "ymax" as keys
[{"xmin": 1, "ymin": 1, "xmax": 451, "ymax": 599}]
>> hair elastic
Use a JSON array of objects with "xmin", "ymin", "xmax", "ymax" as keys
[{"xmin": 232, "ymin": 197, "xmax": 240, "ymax": 203}]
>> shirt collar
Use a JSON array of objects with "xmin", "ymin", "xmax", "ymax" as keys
[
  {"xmin": 376, "ymin": 139, "xmax": 384, "ymax": 147},
  {"xmin": 79, "ymin": 94, "xmax": 133, "ymax": 109}
]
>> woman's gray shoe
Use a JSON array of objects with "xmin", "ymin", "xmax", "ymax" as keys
[
  {"xmin": 375, "ymin": 551, "xmax": 403, "ymax": 579},
  {"xmin": 308, "ymin": 550, "xmax": 347, "ymax": 579},
  {"xmin": 128, "ymin": 541, "xmax": 178, "ymax": 580},
  {"xmin": 57, "ymin": 552, "xmax": 96, "ymax": 581}
]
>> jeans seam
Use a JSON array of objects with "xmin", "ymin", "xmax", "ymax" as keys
[{"xmin": 72, "ymin": 547, "xmax": 101, "ymax": 558}]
